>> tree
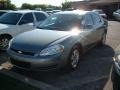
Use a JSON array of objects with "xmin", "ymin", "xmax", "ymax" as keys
[
  {"xmin": 32, "ymin": 4, "xmax": 47, "ymax": 10},
  {"xmin": 0, "ymin": 0, "xmax": 16, "ymax": 10},
  {"xmin": 62, "ymin": 0, "xmax": 71, "ymax": 10},
  {"xmin": 20, "ymin": 3, "xmax": 61, "ymax": 11},
  {"xmin": 21, "ymin": 3, "xmax": 32, "ymax": 9}
]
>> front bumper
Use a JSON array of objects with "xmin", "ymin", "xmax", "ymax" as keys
[{"xmin": 7, "ymin": 49, "xmax": 67, "ymax": 71}]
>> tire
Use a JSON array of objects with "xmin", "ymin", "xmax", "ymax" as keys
[
  {"xmin": 113, "ymin": 83, "xmax": 119, "ymax": 90},
  {"xmin": 99, "ymin": 32, "xmax": 106, "ymax": 46},
  {"xmin": 67, "ymin": 45, "xmax": 81, "ymax": 70},
  {"xmin": 0, "ymin": 35, "xmax": 12, "ymax": 51}
]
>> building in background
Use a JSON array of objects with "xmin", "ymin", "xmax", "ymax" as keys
[{"xmin": 70, "ymin": 0, "xmax": 120, "ymax": 18}]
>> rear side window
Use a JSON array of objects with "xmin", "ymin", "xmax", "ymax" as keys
[
  {"xmin": 34, "ymin": 12, "xmax": 47, "ymax": 21},
  {"xmin": 83, "ymin": 14, "xmax": 94, "ymax": 29},
  {"xmin": 20, "ymin": 13, "xmax": 34, "ymax": 23},
  {"xmin": 91, "ymin": 13, "xmax": 102, "ymax": 24}
]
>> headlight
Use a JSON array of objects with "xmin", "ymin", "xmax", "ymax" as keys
[
  {"xmin": 115, "ymin": 55, "xmax": 120, "ymax": 62},
  {"xmin": 114, "ymin": 55, "xmax": 120, "ymax": 69},
  {"xmin": 35, "ymin": 44, "xmax": 64, "ymax": 56}
]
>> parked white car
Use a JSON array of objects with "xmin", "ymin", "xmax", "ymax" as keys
[
  {"xmin": 113, "ymin": 9, "xmax": 120, "ymax": 21},
  {"xmin": 0, "ymin": 10, "xmax": 48, "ymax": 50}
]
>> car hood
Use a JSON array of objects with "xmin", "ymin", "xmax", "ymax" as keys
[
  {"xmin": 11, "ymin": 29, "xmax": 76, "ymax": 51},
  {"xmin": 0, "ymin": 23, "xmax": 14, "ymax": 30}
]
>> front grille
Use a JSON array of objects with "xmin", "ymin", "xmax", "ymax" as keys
[
  {"xmin": 11, "ymin": 48, "xmax": 35, "ymax": 56},
  {"xmin": 10, "ymin": 58, "xmax": 31, "ymax": 69},
  {"xmin": 38, "ymin": 64, "xmax": 58, "ymax": 70}
]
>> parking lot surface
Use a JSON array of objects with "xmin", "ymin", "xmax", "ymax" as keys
[{"xmin": 0, "ymin": 21, "xmax": 120, "ymax": 90}]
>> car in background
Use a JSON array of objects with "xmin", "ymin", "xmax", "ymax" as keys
[
  {"xmin": 35, "ymin": 8, "xmax": 42, "ymax": 11},
  {"xmin": 113, "ymin": 9, "xmax": 120, "ymax": 21},
  {"xmin": 7, "ymin": 10, "xmax": 108, "ymax": 71},
  {"xmin": 52, "ymin": 10, "xmax": 62, "ymax": 14},
  {"xmin": 0, "ymin": 10, "xmax": 48, "ymax": 50},
  {"xmin": 0, "ymin": 10, "xmax": 9, "ymax": 16},
  {"xmin": 92, "ymin": 9, "xmax": 107, "ymax": 19},
  {"xmin": 112, "ymin": 45, "xmax": 120, "ymax": 90},
  {"xmin": 46, "ymin": 11, "xmax": 53, "ymax": 15}
]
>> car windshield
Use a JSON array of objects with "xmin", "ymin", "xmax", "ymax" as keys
[
  {"xmin": 0, "ymin": 12, "xmax": 22, "ymax": 25},
  {"xmin": 37, "ymin": 14, "xmax": 82, "ymax": 31}
]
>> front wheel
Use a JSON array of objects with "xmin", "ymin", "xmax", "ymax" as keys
[
  {"xmin": 99, "ymin": 32, "xmax": 106, "ymax": 46},
  {"xmin": 113, "ymin": 83, "xmax": 119, "ymax": 90},
  {"xmin": 67, "ymin": 46, "xmax": 80, "ymax": 70},
  {"xmin": 0, "ymin": 36, "xmax": 12, "ymax": 51}
]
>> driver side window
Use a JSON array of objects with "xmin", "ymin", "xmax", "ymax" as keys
[
  {"xmin": 19, "ymin": 13, "xmax": 34, "ymax": 25},
  {"xmin": 84, "ymin": 14, "xmax": 93, "ymax": 29}
]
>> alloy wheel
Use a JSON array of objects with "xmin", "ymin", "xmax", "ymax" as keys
[
  {"xmin": 0, "ymin": 38, "xmax": 10, "ymax": 50},
  {"xmin": 71, "ymin": 49, "xmax": 80, "ymax": 68}
]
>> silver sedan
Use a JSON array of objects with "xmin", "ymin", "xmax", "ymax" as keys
[{"xmin": 7, "ymin": 10, "xmax": 108, "ymax": 71}]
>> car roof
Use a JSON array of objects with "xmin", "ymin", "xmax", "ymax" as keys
[
  {"xmin": 55, "ymin": 10, "xmax": 90, "ymax": 15},
  {"xmin": 8, "ymin": 10, "xmax": 46, "ymax": 14}
]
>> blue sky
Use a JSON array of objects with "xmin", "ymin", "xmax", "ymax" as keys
[{"xmin": 11, "ymin": 0, "xmax": 83, "ymax": 7}]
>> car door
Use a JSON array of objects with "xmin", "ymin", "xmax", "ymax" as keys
[
  {"xmin": 18, "ymin": 13, "xmax": 35, "ymax": 34},
  {"xmin": 91, "ymin": 13, "xmax": 105, "ymax": 41},
  {"xmin": 81, "ymin": 14, "xmax": 97, "ymax": 50}
]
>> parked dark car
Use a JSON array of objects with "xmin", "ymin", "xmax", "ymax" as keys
[
  {"xmin": 112, "ymin": 45, "xmax": 120, "ymax": 90},
  {"xmin": 7, "ymin": 10, "xmax": 108, "ymax": 71}
]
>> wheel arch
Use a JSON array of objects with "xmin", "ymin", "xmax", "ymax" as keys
[
  {"xmin": 71, "ymin": 43, "xmax": 84, "ymax": 55},
  {"xmin": 0, "ymin": 34, "xmax": 13, "ymax": 39}
]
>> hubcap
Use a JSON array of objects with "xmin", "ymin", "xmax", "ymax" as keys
[
  {"xmin": 0, "ymin": 38, "xmax": 9, "ymax": 49},
  {"xmin": 71, "ymin": 49, "xmax": 80, "ymax": 68}
]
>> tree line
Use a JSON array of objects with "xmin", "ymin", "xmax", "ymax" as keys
[{"xmin": 0, "ymin": 0, "xmax": 71, "ymax": 10}]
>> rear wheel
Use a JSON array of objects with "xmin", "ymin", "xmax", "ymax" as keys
[
  {"xmin": 67, "ymin": 45, "xmax": 80, "ymax": 70},
  {"xmin": 0, "ymin": 35, "xmax": 12, "ymax": 51}
]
